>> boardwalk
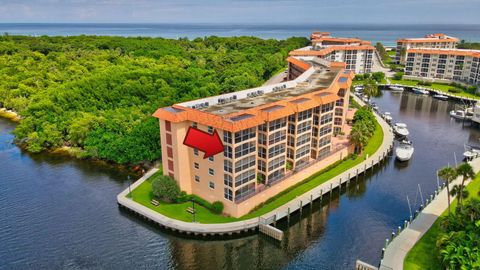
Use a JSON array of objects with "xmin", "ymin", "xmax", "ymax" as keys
[
  {"xmin": 380, "ymin": 158, "xmax": 480, "ymax": 270},
  {"xmin": 117, "ymin": 95, "xmax": 394, "ymax": 236}
]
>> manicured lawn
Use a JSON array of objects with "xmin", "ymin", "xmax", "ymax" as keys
[
  {"xmin": 130, "ymin": 170, "xmax": 238, "ymax": 223},
  {"xmin": 241, "ymin": 122, "xmax": 384, "ymax": 219},
  {"xmin": 389, "ymin": 79, "xmax": 479, "ymax": 99},
  {"xmin": 353, "ymin": 79, "xmax": 388, "ymax": 86},
  {"xmin": 130, "ymin": 121, "xmax": 384, "ymax": 223},
  {"xmin": 404, "ymin": 173, "xmax": 480, "ymax": 270}
]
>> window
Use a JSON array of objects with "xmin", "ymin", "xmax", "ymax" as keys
[
  {"xmin": 297, "ymin": 133, "xmax": 311, "ymax": 146},
  {"xmin": 258, "ymin": 160, "xmax": 266, "ymax": 171},
  {"xmin": 224, "ymin": 174, "xmax": 232, "ymax": 187},
  {"xmin": 193, "ymin": 148, "xmax": 199, "ymax": 156},
  {"xmin": 165, "ymin": 121, "xmax": 171, "ymax": 132},
  {"xmin": 297, "ymin": 109, "xmax": 312, "ymax": 122},
  {"xmin": 224, "ymin": 188, "xmax": 233, "ymax": 201},
  {"xmin": 192, "ymin": 122, "xmax": 197, "ymax": 128},
  {"xmin": 297, "ymin": 121, "xmax": 312, "ymax": 134},
  {"xmin": 235, "ymin": 183, "xmax": 255, "ymax": 200},
  {"xmin": 268, "ymin": 156, "xmax": 285, "ymax": 171},
  {"xmin": 208, "ymin": 126, "xmax": 214, "ymax": 134},
  {"xmin": 335, "ymin": 108, "xmax": 343, "ymax": 116},
  {"xmin": 258, "ymin": 133, "xmax": 267, "ymax": 145},
  {"xmin": 195, "ymin": 175, "xmax": 200, "ymax": 182},
  {"xmin": 268, "ymin": 130, "xmax": 286, "ymax": 145},
  {"xmin": 268, "ymin": 118, "xmax": 286, "ymax": 131},
  {"xmin": 235, "ymin": 156, "xmax": 256, "ymax": 172},
  {"xmin": 258, "ymin": 147, "xmax": 266, "ymax": 159},
  {"xmin": 194, "ymin": 162, "xmax": 199, "ymax": 169},
  {"xmin": 224, "ymin": 160, "xmax": 232, "ymax": 173},
  {"xmin": 313, "ymin": 115, "xmax": 319, "ymax": 125},
  {"xmin": 319, "ymin": 135, "xmax": 331, "ymax": 147},
  {"xmin": 167, "ymin": 147, "xmax": 173, "ymax": 158},
  {"xmin": 288, "ymin": 123, "xmax": 295, "ymax": 134},
  {"xmin": 209, "ymin": 168, "xmax": 214, "ymax": 176},
  {"xmin": 287, "ymin": 148, "xmax": 294, "ymax": 159},
  {"xmin": 296, "ymin": 144, "xmax": 310, "ymax": 159},
  {"xmin": 320, "ymin": 113, "xmax": 333, "ymax": 125},
  {"xmin": 268, "ymin": 144, "xmax": 285, "ymax": 158},
  {"xmin": 166, "ymin": 133, "xmax": 172, "ymax": 145},
  {"xmin": 234, "ymin": 128, "xmax": 256, "ymax": 143},
  {"xmin": 224, "ymin": 145, "xmax": 232, "ymax": 159},
  {"xmin": 235, "ymin": 142, "xmax": 256, "ymax": 158},
  {"xmin": 208, "ymin": 156, "xmax": 214, "ymax": 162},
  {"xmin": 268, "ymin": 170, "xmax": 284, "ymax": 183},
  {"xmin": 209, "ymin": 181, "xmax": 215, "ymax": 189},
  {"xmin": 321, "ymin": 102, "xmax": 334, "ymax": 113},
  {"xmin": 223, "ymin": 131, "xmax": 232, "ymax": 144},
  {"xmin": 235, "ymin": 169, "xmax": 256, "ymax": 186},
  {"xmin": 168, "ymin": 160, "xmax": 174, "ymax": 171}
]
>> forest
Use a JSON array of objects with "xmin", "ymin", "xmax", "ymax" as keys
[{"xmin": 0, "ymin": 34, "xmax": 309, "ymax": 164}]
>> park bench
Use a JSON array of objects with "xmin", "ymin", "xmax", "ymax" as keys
[
  {"xmin": 150, "ymin": 199, "xmax": 159, "ymax": 206},
  {"xmin": 186, "ymin": 207, "xmax": 196, "ymax": 214}
]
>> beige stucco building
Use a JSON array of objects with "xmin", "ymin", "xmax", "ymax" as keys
[
  {"xmin": 153, "ymin": 44, "xmax": 356, "ymax": 217},
  {"xmin": 395, "ymin": 33, "xmax": 459, "ymax": 64}
]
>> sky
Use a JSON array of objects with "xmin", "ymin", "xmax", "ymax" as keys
[{"xmin": 0, "ymin": 0, "xmax": 479, "ymax": 24}]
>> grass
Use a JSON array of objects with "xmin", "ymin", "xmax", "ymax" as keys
[
  {"xmin": 129, "ymin": 121, "xmax": 384, "ymax": 223},
  {"xmin": 130, "ymin": 170, "xmax": 238, "ymax": 223},
  {"xmin": 404, "ymin": 173, "xmax": 480, "ymax": 270},
  {"xmin": 389, "ymin": 79, "xmax": 479, "ymax": 99},
  {"xmin": 353, "ymin": 78, "xmax": 388, "ymax": 86}
]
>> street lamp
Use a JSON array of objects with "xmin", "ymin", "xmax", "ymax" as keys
[{"xmin": 128, "ymin": 175, "xmax": 132, "ymax": 199}]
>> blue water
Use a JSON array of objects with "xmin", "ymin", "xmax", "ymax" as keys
[{"xmin": 1, "ymin": 23, "xmax": 480, "ymax": 46}]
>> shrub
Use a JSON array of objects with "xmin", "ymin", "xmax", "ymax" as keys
[
  {"xmin": 152, "ymin": 175, "xmax": 181, "ymax": 202},
  {"xmin": 466, "ymin": 86, "xmax": 478, "ymax": 94},
  {"xmin": 417, "ymin": 81, "xmax": 432, "ymax": 86},
  {"xmin": 372, "ymin": 72, "xmax": 385, "ymax": 83},
  {"xmin": 211, "ymin": 201, "xmax": 224, "ymax": 214},
  {"xmin": 393, "ymin": 71, "xmax": 403, "ymax": 80},
  {"xmin": 354, "ymin": 74, "xmax": 364, "ymax": 81},
  {"xmin": 448, "ymin": 88, "xmax": 461, "ymax": 93}
]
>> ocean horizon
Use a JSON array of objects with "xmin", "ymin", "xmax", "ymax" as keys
[{"xmin": 1, "ymin": 23, "xmax": 480, "ymax": 46}]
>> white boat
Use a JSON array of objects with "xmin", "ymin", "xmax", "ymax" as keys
[
  {"xmin": 433, "ymin": 94, "xmax": 448, "ymax": 101},
  {"xmin": 412, "ymin": 88, "xmax": 429, "ymax": 95},
  {"xmin": 396, "ymin": 140, "xmax": 414, "ymax": 162},
  {"xmin": 393, "ymin": 123, "xmax": 409, "ymax": 137},
  {"xmin": 463, "ymin": 149, "xmax": 480, "ymax": 161},
  {"xmin": 389, "ymin": 85, "xmax": 404, "ymax": 92},
  {"xmin": 450, "ymin": 109, "xmax": 467, "ymax": 120},
  {"xmin": 354, "ymin": 86, "xmax": 364, "ymax": 91},
  {"xmin": 383, "ymin": 112, "xmax": 393, "ymax": 123}
]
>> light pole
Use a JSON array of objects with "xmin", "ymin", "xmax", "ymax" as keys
[{"xmin": 128, "ymin": 175, "xmax": 132, "ymax": 199}]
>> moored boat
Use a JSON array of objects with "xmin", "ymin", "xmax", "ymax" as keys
[
  {"xmin": 450, "ymin": 109, "xmax": 466, "ymax": 120},
  {"xmin": 395, "ymin": 140, "xmax": 414, "ymax": 162},
  {"xmin": 433, "ymin": 94, "xmax": 448, "ymax": 100},
  {"xmin": 393, "ymin": 123, "xmax": 409, "ymax": 137},
  {"xmin": 383, "ymin": 112, "xmax": 392, "ymax": 123},
  {"xmin": 412, "ymin": 87, "xmax": 429, "ymax": 95},
  {"xmin": 389, "ymin": 85, "xmax": 404, "ymax": 92}
]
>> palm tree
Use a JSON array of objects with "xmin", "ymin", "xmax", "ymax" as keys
[
  {"xmin": 455, "ymin": 162, "xmax": 475, "ymax": 208},
  {"xmin": 438, "ymin": 166, "xmax": 458, "ymax": 215},
  {"xmin": 350, "ymin": 123, "xmax": 369, "ymax": 154},
  {"xmin": 363, "ymin": 78, "xmax": 379, "ymax": 102}
]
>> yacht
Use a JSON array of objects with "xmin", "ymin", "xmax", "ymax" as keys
[
  {"xmin": 389, "ymin": 85, "xmax": 404, "ymax": 92},
  {"xmin": 354, "ymin": 86, "xmax": 364, "ymax": 91},
  {"xmin": 383, "ymin": 112, "xmax": 393, "ymax": 123},
  {"xmin": 412, "ymin": 87, "xmax": 429, "ymax": 95},
  {"xmin": 450, "ymin": 109, "xmax": 467, "ymax": 120},
  {"xmin": 395, "ymin": 140, "xmax": 414, "ymax": 162},
  {"xmin": 433, "ymin": 94, "xmax": 448, "ymax": 101},
  {"xmin": 393, "ymin": 123, "xmax": 409, "ymax": 137},
  {"xmin": 463, "ymin": 148, "xmax": 480, "ymax": 161}
]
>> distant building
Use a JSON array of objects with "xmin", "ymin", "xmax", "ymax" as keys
[
  {"xmin": 396, "ymin": 33, "xmax": 459, "ymax": 64},
  {"xmin": 291, "ymin": 32, "xmax": 375, "ymax": 74},
  {"xmin": 404, "ymin": 48, "xmax": 480, "ymax": 86},
  {"xmin": 153, "ymin": 53, "xmax": 355, "ymax": 217}
]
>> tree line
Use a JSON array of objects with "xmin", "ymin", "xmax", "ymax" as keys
[{"xmin": 0, "ymin": 35, "xmax": 309, "ymax": 164}]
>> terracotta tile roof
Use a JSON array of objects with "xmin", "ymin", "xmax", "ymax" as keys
[
  {"xmin": 312, "ymin": 37, "xmax": 371, "ymax": 45},
  {"xmin": 397, "ymin": 34, "xmax": 459, "ymax": 43},
  {"xmin": 407, "ymin": 48, "xmax": 480, "ymax": 58},
  {"xmin": 289, "ymin": 45, "xmax": 375, "ymax": 57},
  {"xmin": 287, "ymin": 56, "xmax": 311, "ymax": 71}
]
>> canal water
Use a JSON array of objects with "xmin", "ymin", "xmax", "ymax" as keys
[{"xmin": 1, "ymin": 91, "xmax": 479, "ymax": 269}]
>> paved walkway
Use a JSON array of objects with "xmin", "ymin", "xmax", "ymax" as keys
[
  {"xmin": 117, "ymin": 95, "xmax": 394, "ymax": 235},
  {"xmin": 262, "ymin": 69, "xmax": 288, "ymax": 86},
  {"xmin": 380, "ymin": 158, "xmax": 480, "ymax": 270}
]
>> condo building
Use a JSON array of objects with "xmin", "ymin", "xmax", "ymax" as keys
[
  {"xmin": 404, "ymin": 48, "xmax": 480, "ymax": 86},
  {"xmin": 396, "ymin": 33, "xmax": 459, "ymax": 64},
  {"xmin": 153, "ymin": 56, "xmax": 355, "ymax": 217},
  {"xmin": 291, "ymin": 32, "xmax": 375, "ymax": 74}
]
